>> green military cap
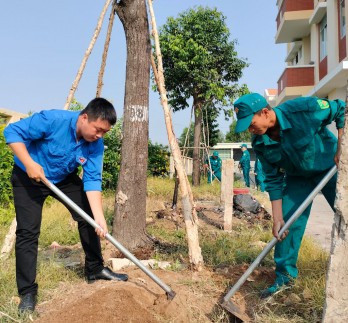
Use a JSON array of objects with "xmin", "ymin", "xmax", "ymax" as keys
[
  {"xmin": 213, "ymin": 151, "xmax": 219, "ymax": 156},
  {"xmin": 234, "ymin": 93, "xmax": 268, "ymax": 133},
  {"xmin": 240, "ymin": 144, "xmax": 247, "ymax": 148}
]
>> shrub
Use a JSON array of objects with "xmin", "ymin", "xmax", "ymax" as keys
[
  {"xmin": 148, "ymin": 140, "xmax": 170, "ymax": 177},
  {"xmin": 0, "ymin": 125, "xmax": 14, "ymax": 207}
]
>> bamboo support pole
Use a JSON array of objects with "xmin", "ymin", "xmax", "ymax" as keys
[{"xmin": 64, "ymin": 0, "xmax": 113, "ymax": 109}]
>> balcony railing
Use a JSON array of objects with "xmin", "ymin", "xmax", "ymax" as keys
[
  {"xmin": 278, "ymin": 65, "xmax": 314, "ymax": 94},
  {"xmin": 277, "ymin": 0, "xmax": 314, "ymax": 28}
]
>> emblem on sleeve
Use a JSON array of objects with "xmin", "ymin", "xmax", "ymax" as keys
[
  {"xmin": 77, "ymin": 156, "xmax": 87, "ymax": 165},
  {"xmin": 317, "ymin": 99, "xmax": 329, "ymax": 109}
]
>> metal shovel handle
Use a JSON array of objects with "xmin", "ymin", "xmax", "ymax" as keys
[
  {"xmin": 222, "ymin": 165, "xmax": 337, "ymax": 304},
  {"xmin": 42, "ymin": 179, "xmax": 176, "ymax": 300}
]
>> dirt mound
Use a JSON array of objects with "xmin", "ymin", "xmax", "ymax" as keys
[{"xmin": 35, "ymin": 268, "xmax": 225, "ymax": 323}]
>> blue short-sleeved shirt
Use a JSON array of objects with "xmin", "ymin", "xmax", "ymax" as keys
[
  {"xmin": 252, "ymin": 97, "xmax": 345, "ymax": 201},
  {"xmin": 4, "ymin": 110, "xmax": 104, "ymax": 191}
]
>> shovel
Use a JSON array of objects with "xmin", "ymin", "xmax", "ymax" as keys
[
  {"xmin": 42, "ymin": 178, "xmax": 176, "ymax": 300},
  {"xmin": 221, "ymin": 165, "xmax": 337, "ymax": 321}
]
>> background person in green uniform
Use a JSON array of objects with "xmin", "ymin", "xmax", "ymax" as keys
[
  {"xmin": 204, "ymin": 151, "xmax": 222, "ymax": 183},
  {"xmin": 234, "ymin": 93, "xmax": 344, "ymax": 298},
  {"xmin": 254, "ymin": 157, "xmax": 265, "ymax": 192},
  {"xmin": 238, "ymin": 144, "xmax": 250, "ymax": 187}
]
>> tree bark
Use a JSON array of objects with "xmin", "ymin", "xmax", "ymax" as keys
[
  {"xmin": 96, "ymin": 0, "xmax": 117, "ymax": 97},
  {"xmin": 322, "ymin": 107, "xmax": 348, "ymax": 322},
  {"xmin": 148, "ymin": 0, "xmax": 203, "ymax": 270},
  {"xmin": 112, "ymin": 0, "xmax": 150, "ymax": 249},
  {"xmin": 64, "ymin": 0, "xmax": 113, "ymax": 110},
  {"xmin": 192, "ymin": 95, "xmax": 202, "ymax": 186}
]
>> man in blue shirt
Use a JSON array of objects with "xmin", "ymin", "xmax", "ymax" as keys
[
  {"xmin": 233, "ymin": 93, "xmax": 344, "ymax": 298},
  {"xmin": 4, "ymin": 98, "xmax": 128, "ymax": 313},
  {"xmin": 238, "ymin": 144, "xmax": 250, "ymax": 187}
]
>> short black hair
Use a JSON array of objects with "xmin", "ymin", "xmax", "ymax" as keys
[{"xmin": 80, "ymin": 98, "xmax": 117, "ymax": 125}]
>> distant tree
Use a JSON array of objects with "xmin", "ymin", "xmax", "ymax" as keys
[
  {"xmin": 148, "ymin": 141, "xmax": 169, "ymax": 176},
  {"xmin": 215, "ymin": 130, "xmax": 225, "ymax": 144},
  {"xmin": 103, "ymin": 119, "xmax": 122, "ymax": 189},
  {"xmin": 225, "ymin": 119, "xmax": 252, "ymax": 143},
  {"xmin": 68, "ymin": 98, "xmax": 84, "ymax": 111},
  {"xmin": 158, "ymin": 6, "xmax": 248, "ymax": 185},
  {"xmin": 202, "ymin": 104, "xmax": 221, "ymax": 147}
]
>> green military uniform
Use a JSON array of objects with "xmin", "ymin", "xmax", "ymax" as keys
[
  {"xmin": 206, "ymin": 151, "xmax": 222, "ymax": 183},
  {"xmin": 239, "ymin": 144, "xmax": 250, "ymax": 187},
  {"xmin": 254, "ymin": 157, "xmax": 265, "ymax": 192},
  {"xmin": 252, "ymin": 97, "xmax": 345, "ymax": 291}
]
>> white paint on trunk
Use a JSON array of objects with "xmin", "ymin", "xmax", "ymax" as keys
[
  {"xmin": 128, "ymin": 105, "xmax": 148, "ymax": 122},
  {"xmin": 116, "ymin": 190, "xmax": 128, "ymax": 205}
]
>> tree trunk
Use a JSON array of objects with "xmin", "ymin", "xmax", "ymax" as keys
[
  {"xmin": 322, "ymin": 106, "xmax": 348, "ymax": 322},
  {"xmin": 112, "ymin": 0, "xmax": 150, "ymax": 249},
  {"xmin": 64, "ymin": 0, "xmax": 113, "ymax": 110},
  {"xmin": 148, "ymin": 0, "xmax": 203, "ymax": 270},
  {"xmin": 192, "ymin": 95, "xmax": 202, "ymax": 186}
]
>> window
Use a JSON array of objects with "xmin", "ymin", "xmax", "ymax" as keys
[
  {"xmin": 340, "ymin": 0, "xmax": 346, "ymax": 38},
  {"xmin": 320, "ymin": 15, "xmax": 327, "ymax": 61}
]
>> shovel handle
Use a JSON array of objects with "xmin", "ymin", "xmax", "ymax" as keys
[
  {"xmin": 42, "ymin": 179, "xmax": 176, "ymax": 300},
  {"xmin": 223, "ymin": 165, "xmax": 337, "ymax": 303}
]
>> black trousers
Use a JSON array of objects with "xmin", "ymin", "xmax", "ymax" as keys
[{"xmin": 11, "ymin": 165, "xmax": 104, "ymax": 295}]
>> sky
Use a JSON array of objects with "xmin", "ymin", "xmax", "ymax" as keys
[{"xmin": 0, "ymin": 1, "xmax": 285, "ymax": 145}]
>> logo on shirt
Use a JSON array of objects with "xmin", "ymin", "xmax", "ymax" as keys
[
  {"xmin": 317, "ymin": 99, "xmax": 329, "ymax": 109},
  {"xmin": 77, "ymin": 156, "xmax": 87, "ymax": 165}
]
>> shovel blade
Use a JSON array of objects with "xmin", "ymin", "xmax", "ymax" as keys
[{"xmin": 221, "ymin": 299, "xmax": 250, "ymax": 322}]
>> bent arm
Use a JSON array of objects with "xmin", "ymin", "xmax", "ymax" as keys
[{"xmin": 8, "ymin": 142, "xmax": 45, "ymax": 181}]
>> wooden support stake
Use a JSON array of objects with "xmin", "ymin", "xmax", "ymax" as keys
[
  {"xmin": 221, "ymin": 159, "xmax": 234, "ymax": 231},
  {"xmin": 0, "ymin": 218, "xmax": 17, "ymax": 260}
]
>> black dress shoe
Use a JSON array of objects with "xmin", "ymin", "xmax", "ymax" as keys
[
  {"xmin": 18, "ymin": 293, "xmax": 37, "ymax": 314},
  {"xmin": 86, "ymin": 267, "xmax": 128, "ymax": 284}
]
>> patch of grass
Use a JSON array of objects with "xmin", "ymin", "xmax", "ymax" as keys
[
  {"xmin": 192, "ymin": 180, "xmax": 221, "ymax": 201},
  {"xmin": 147, "ymin": 176, "xmax": 174, "ymax": 199},
  {"xmin": 40, "ymin": 202, "xmax": 80, "ymax": 247},
  {"xmin": 199, "ymin": 223, "xmax": 274, "ymax": 268}
]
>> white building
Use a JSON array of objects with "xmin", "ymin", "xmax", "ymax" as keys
[
  {"xmin": 0, "ymin": 108, "xmax": 27, "ymax": 125},
  {"xmin": 276, "ymin": 0, "xmax": 348, "ymax": 105}
]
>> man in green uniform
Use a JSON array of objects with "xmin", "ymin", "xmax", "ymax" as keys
[
  {"xmin": 204, "ymin": 151, "xmax": 222, "ymax": 183},
  {"xmin": 254, "ymin": 157, "xmax": 265, "ymax": 192},
  {"xmin": 239, "ymin": 144, "xmax": 250, "ymax": 187},
  {"xmin": 234, "ymin": 93, "xmax": 344, "ymax": 297}
]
